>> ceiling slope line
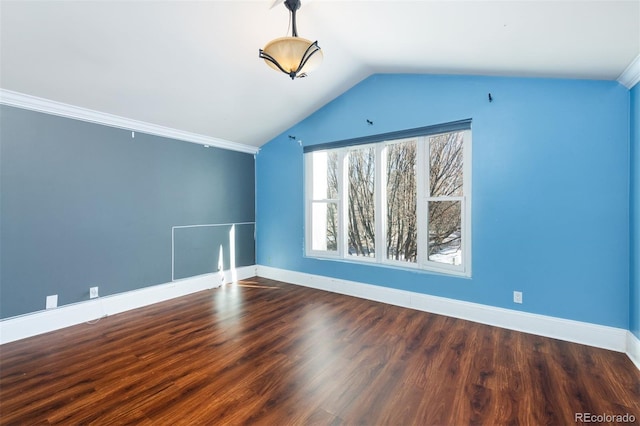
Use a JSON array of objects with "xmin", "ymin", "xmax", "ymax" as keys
[
  {"xmin": 617, "ymin": 54, "xmax": 640, "ymax": 89},
  {"xmin": 0, "ymin": 89, "xmax": 259, "ymax": 154}
]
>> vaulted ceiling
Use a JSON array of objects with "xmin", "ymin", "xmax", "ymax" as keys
[{"xmin": 1, "ymin": 1, "xmax": 639, "ymax": 149}]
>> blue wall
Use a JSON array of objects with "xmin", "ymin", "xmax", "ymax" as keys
[
  {"xmin": 256, "ymin": 74, "xmax": 630, "ymax": 329},
  {"xmin": 631, "ymin": 82, "xmax": 640, "ymax": 339}
]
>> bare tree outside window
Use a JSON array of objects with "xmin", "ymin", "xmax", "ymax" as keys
[
  {"xmin": 347, "ymin": 147, "xmax": 375, "ymax": 257},
  {"xmin": 386, "ymin": 141, "xmax": 417, "ymax": 262},
  {"xmin": 326, "ymin": 152, "xmax": 339, "ymax": 251},
  {"xmin": 428, "ymin": 132, "xmax": 464, "ymax": 265}
]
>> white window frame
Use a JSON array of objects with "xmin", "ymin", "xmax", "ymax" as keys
[
  {"xmin": 305, "ymin": 151, "xmax": 343, "ymax": 259},
  {"xmin": 305, "ymin": 128, "xmax": 472, "ymax": 278}
]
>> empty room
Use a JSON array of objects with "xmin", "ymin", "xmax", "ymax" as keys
[{"xmin": 1, "ymin": 0, "xmax": 639, "ymax": 424}]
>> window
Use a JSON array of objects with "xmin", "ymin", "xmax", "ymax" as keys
[
  {"xmin": 348, "ymin": 146, "xmax": 376, "ymax": 258},
  {"xmin": 305, "ymin": 120, "xmax": 472, "ymax": 277},
  {"xmin": 308, "ymin": 150, "xmax": 339, "ymax": 252}
]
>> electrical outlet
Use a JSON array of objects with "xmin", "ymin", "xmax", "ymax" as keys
[
  {"xmin": 89, "ymin": 286, "xmax": 99, "ymax": 299},
  {"xmin": 513, "ymin": 291, "xmax": 523, "ymax": 304},
  {"xmin": 46, "ymin": 294, "xmax": 58, "ymax": 309}
]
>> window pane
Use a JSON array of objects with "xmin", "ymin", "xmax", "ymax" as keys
[
  {"xmin": 386, "ymin": 141, "xmax": 417, "ymax": 262},
  {"xmin": 428, "ymin": 201, "xmax": 461, "ymax": 265},
  {"xmin": 348, "ymin": 147, "xmax": 375, "ymax": 257},
  {"xmin": 312, "ymin": 151, "xmax": 339, "ymax": 200},
  {"xmin": 311, "ymin": 202, "xmax": 338, "ymax": 252},
  {"xmin": 429, "ymin": 132, "xmax": 464, "ymax": 197}
]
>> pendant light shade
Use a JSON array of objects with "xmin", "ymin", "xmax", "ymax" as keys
[
  {"xmin": 261, "ymin": 36, "xmax": 323, "ymax": 79},
  {"xmin": 259, "ymin": 0, "xmax": 322, "ymax": 80}
]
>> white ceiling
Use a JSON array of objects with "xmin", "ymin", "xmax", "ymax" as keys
[{"xmin": 1, "ymin": 0, "xmax": 639, "ymax": 148}]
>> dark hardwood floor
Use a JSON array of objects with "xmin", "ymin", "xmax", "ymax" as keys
[{"xmin": 1, "ymin": 277, "xmax": 639, "ymax": 425}]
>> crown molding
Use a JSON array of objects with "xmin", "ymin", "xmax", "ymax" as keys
[
  {"xmin": 617, "ymin": 54, "xmax": 640, "ymax": 89},
  {"xmin": 0, "ymin": 89, "xmax": 259, "ymax": 154}
]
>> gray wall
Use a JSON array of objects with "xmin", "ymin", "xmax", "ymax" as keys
[{"xmin": 0, "ymin": 105, "xmax": 255, "ymax": 319}]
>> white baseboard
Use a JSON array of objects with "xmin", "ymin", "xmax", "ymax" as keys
[
  {"xmin": 0, "ymin": 266, "xmax": 256, "ymax": 345},
  {"xmin": 5, "ymin": 264, "xmax": 636, "ymax": 371},
  {"xmin": 627, "ymin": 331, "xmax": 640, "ymax": 370},
  {"xmin": 257, "ymin": 266, "xmax": 635, "ymax": 364}
]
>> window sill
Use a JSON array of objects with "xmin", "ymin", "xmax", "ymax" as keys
[{"xmin": 304, "ymin": 254, "xmax": 472, "ymax": 279}]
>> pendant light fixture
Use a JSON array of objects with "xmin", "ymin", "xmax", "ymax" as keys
[{"xmin": 259, "ymin": 0, "xmax": 323, "ymax": 79}]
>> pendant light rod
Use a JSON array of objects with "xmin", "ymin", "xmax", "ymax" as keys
[{"xmin": 284, "ymin": 0, "xmax": 301, "ymax": 36}]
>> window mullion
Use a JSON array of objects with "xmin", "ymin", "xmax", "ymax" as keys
[
  {"xmin": 304, "ymin": 153, "xmax": 312, "ymax": 254},
  {"xmin": 376, "ymin": 143, "xmax": 386, "ymax": 263},
  {"xmin": 463, "ymin": 129, "xmax": 472, "ymax": 275},
  {"xmin": 416, "ymin": 136, "xmax": 428, "ymax": 265},
  {"xmin": 338, "ymin": 149, "xmax": 348, "ymax": 258},
  {"xmin": 425, "ymin": 196, "xmax": 464, "ymax": 202}
]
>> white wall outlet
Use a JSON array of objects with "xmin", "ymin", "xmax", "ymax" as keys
[
  {"xmin": 513, "ymin": 291, "xmax": 523, "ymax": 304},
  {"xmin": 46, "ymin": 294, "xmax": 58, "ymax": 309},
  {"xmin": 89, "ymin": 286, "xmax": 99, "ymax": 299}
]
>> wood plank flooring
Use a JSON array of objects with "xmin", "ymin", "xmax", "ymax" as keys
[{"xmin": 1, "ymin": 277, "xmax": 639, "ymax": 425}]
